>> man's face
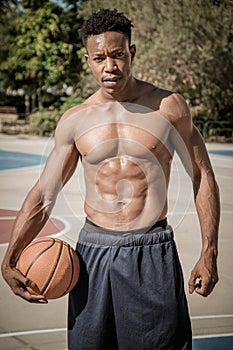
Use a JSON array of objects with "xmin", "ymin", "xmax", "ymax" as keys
[{"xmin": 85, "ymin": 31, "xmax": 136, "ymax": 97}]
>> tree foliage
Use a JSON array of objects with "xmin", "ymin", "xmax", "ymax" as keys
[
  {"xmin": 0, "ymin": 0, "xmax": 83, "ymax": 109},
  {"xmin": 0, "ymin": 0, "xmax": 232, "ymax": 123},
  {"xmin": 78, "ymin": 0, "xmax": 233, "ymax": 121},
  {"xmin": 0, "ymin": 1, "xmax": 18, "ymax": 70}
]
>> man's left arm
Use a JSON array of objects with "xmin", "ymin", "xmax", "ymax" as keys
[{"xmin": 168, "ymin": 93, "xmax": 220, "ymax": 297}]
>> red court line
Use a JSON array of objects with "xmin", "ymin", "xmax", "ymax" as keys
[{"xmin": 0, "ymin": 209, "xmax": 65, "ymax": 244}]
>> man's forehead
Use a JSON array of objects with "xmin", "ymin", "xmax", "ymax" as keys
[{"xmin": 86, "ymin": 31, "xmax": 128, "ymax": 51}]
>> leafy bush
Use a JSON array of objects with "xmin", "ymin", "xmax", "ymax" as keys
[
  {"xmin": 59, "ymin": 95, "xmax": 85, "ymax": 112},
  {"xmin": 28, "ymin": 95, "xmax": 85, "ymax": 136},
  {"xmin": 29, "ymin": 109, "xmax": 62, "ymax": 136}
]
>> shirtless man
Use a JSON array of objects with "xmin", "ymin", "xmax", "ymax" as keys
[{"xmin": 1, "ymin": 9, "xmax": 220, "ymax": 350}]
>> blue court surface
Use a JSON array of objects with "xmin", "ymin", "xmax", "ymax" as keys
[
  {"xmin": 1, "ymin": 149, "xmax": 231, "ymax": 171},
  {"xmin": 208, "ymin": 149, "xmax": 233, "ymax": 157},
  {"xmin": 0, "ymin": 150, "xmax": 47, "ymax": 170},
  {"xmin": 192, "ymin": 335, "xmax": 233, "ymax": 350}
]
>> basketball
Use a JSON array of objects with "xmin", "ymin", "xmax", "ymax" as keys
[{"xmin": 17, "ymin": 237, "xmax": 80, "ymax": 299}]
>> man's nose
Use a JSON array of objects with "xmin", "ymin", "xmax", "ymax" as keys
[{"xmin": 105, "ymin": 57, "xmax": 117, "ymax": 72}]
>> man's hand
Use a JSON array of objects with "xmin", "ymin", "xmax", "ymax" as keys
[
  {"xmin": 1, "ymin": 262, "xmax": 48, "ymax": 304},
  {"xmin": 188, "ymin": 253, "xmax": 218, "ymax": 297}
]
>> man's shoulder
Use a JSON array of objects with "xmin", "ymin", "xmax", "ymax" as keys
[
  {"xmin": 158, "ymin": 90, "xmax": 191, "ymax": 123},
  {"xmin": 57, "ymin": 95, "xmax": 99, "ymax": 126},
  {"xmin": 134, "ymin": 80, "xmax": 185, "ymax": 115}
]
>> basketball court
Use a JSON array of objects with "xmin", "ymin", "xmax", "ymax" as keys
[{"xmin": 0, "ymin": 133, "xmax": 232, "ymax": 349}]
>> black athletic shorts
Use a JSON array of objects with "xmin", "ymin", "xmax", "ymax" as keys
[{"xmin": 68, "ymin": 219, "xmax": 192, "ymax": 350}]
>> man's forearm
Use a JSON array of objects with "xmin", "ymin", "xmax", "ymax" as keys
[
  {"xmin": 3, "ymin": 182, "xmax": 54, "ymax": 267},
  {"xmin": 194, "ymin": 170, "xmax": 220, "ymax": 256}
]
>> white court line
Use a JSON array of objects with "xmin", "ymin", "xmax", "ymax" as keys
[
  {"xmin": 0, "ymin": 328, "xmax": 232, "ymax": 339},
  {"xmin": 0, "ymin": 328, "xmax": 66, "ymax": 338},
  {"xmin": 49, "ymin": 215, "xmax": 71, "ymax": 237},
  {"xmin": 0, "ymin": 216, "xmax": 17, "ymax": 220},
  {"xmin": 191, "ymin": 314, "xmax": 233, "ymax": 320},
  {"xmin": 193, "ymin": 333, "xmax": 233, "ymax": 339}
]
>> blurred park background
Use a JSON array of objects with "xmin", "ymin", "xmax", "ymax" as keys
[{"xmin": 0, "ymin": 0, "xmax": 232, "ymax": 140}]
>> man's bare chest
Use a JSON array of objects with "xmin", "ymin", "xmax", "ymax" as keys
[{"xmin": 71, "ymin": 102, "xmax": 173, "ymax": 163}]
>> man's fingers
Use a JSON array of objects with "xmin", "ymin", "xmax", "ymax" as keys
[
  {"xmin": 194, "ymin": 278, "xmax": 216, "ymax": 297},
  {"xmin": 189, "ymin": 257, "xmax": 219, "ymax": 297},
  {"xmin": 189, "ymin": 272, "xmax": 209, "ymax": 297},
  {"xmin": 15, "ymin": 283, "xmax": 48, "ymax": 303},
  {"xmin": 189, "ymin": 273, "xmax": 216, "ymax": 297},
  {"xmin": 188, "ymin": 282, "xmax": 195, "ymax": 294},
  {"xmin": 188, "ymin": 270, "xmax": 197, "ymax": 294},
  {"xmin": 16, "ymin": 288, "xmax": 48, "ymax": 303},
  {"xmin": 11, "ymin": 269, "xmax": 48, "ymax": 303},
  {"xmin": 193, "ymin": 279, "xmax": 207, "ymax": 297}
]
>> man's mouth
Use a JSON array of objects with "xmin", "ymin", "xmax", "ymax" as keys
[{"xmin": 102, "ymin": 76, "xmax": 121, "ymax": 83}]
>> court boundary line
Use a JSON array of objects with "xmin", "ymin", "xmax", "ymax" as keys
[
  {"xmin": 0, "ymin": 328, "xmax": 232, "ymax": 339},
  {"xmin": 191, "ymin": 314, "xmax": 233, "ymax": 320},
  {"xmin": 0, "ymin": 328, "xmax": 66, "ymax": 338},
  {"xmin": 193, "ymin": 333, "xmax": 233, "ymax": 339}
]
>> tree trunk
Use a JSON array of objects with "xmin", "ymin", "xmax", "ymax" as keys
[
  {"xmin": 37, "ymin": 88, "xmax": 43, "ymax": 111},
  {"xmin": 24, "ymin": 93, "xmax": 30, "ymax": 117}
]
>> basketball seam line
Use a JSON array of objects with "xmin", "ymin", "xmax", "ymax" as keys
[
  {"xmin": 61, "ymin": 245, "xmax": 74, "ymax": 297},
  {"xmin": 41, "ymin": 239, "xmax": 64, "ymax": 296}
]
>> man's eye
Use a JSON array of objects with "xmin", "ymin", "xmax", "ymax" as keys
[
  {"xmin": 93, "ymin": 57, "xmax": 104, "ymax": 62},
  {"xmin": 115, "ymin": 52, "xmax": 124, "ymax": 58}
]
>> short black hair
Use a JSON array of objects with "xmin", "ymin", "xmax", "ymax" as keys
[{"xmin": 80, "ymin": 9, "xmax": 134, "ymax": 47}]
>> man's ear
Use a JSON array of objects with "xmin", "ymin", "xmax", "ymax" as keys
[
  {"xmin": 130, "ymin": 44, "xmax": 136, "ymax": 62},
  {"xmin": 85, "ymin": 54, "xmax": 90, "ymax": 66}
]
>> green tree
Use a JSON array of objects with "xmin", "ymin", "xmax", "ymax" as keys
[
  {"xmin": 0, "ymin": 1, "xmax": 18, "ymax": 85},
  {"xmin": 0, "ymin": 0, "xmax": 83, "ymax": 110},
  {"xmin": 78, "ymin": 0, "xmax": 233, "ymax": 121}
]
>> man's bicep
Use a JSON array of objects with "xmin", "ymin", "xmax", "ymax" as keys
[
  {"xmin": 163, "ymin": 93, "xmax": 196, "ymax": 178},
  {"xmin": 171, "ymin": 122, "xmax": 212, "ymax": 182},
  {"xmin": 170, "ymin": 121, "xmax": 195, "ymax": 180}
]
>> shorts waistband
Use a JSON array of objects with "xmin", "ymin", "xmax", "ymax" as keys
[
  {"xmin": 79, "ymin": 218, "xmax": 173, "ymax": 247},
  {"xmin": 84, "ymin": 217, "xmax": 168, "ymax": 235}
]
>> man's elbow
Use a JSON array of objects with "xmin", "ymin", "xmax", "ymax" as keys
[{"xmin": 40, "ymin": 191, "xmax": 57, "ymax": 215}]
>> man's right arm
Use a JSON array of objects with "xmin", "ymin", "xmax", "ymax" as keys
[
  {"xmin": 1, "ymin": 118, "xmax": 79, "ymax": 303},
  {"xmin": 166, "ymin": 93, "xmax": 220, "ymax": 297}
]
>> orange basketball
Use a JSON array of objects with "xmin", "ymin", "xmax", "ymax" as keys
[{"xmin": 17, "ymin": 237, "xmax": 80, "ymax": 299}]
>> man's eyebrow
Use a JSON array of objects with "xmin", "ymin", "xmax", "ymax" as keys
[
  {"xmin": 92, "ymin": 48, "xmax": 125, "ymax": 56},
  {"xmin": 110, "ymin": 47, "xmax": 125, "ymax": 53}
]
